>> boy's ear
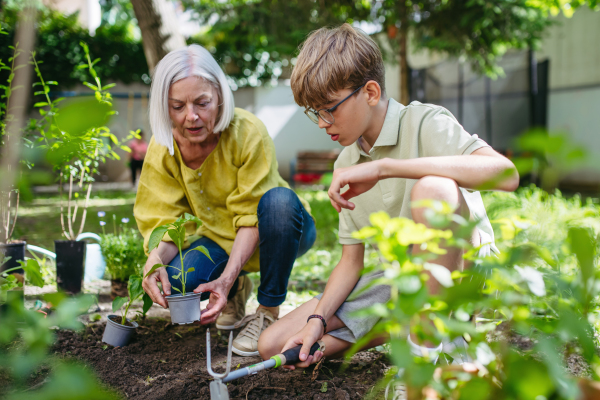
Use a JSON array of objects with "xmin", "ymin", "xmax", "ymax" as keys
[{"xmin": 364, "ymin": 80, "xmax": 382, "ymax": 106}]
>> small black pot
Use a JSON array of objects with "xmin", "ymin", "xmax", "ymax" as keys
[
  {"xmin": 0, "ymin": 241, "xmax": 26, "ymax": 274},
  {"xmin": 55, "ymin": 240, "xmax": 86, "ymax": 294}
]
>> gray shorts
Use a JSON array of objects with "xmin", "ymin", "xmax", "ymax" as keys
[{"xmin": 315, "ymin": 270, "xmax": 391, "ymax": 343}]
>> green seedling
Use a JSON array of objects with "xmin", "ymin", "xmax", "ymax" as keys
[
  {"xmin": 144, "ymin": 213, "xmax": 213, "ymax": 296},
  {"xmin": 112, "ymin": 274, "xmax": 152, "ymax": 325}
]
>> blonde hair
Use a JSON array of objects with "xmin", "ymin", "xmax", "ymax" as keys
[
  {"xmin": 149, "ymin": 44, "xmax": 235, "ymax": 156},
  {"xmin": 291, "ymin": 23, "xmax": 385, "ymax": 109}
]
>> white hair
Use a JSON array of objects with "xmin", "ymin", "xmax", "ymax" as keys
[{"xmin": 149, "ymin": 44, "xmax": 235, "ymax": 155}]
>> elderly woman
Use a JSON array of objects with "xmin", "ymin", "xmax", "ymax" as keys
[{"xmin": 134, "ymin": 44, "xmax": 315, "ymax": 356}]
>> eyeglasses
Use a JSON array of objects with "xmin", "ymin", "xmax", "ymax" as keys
[{"xmin": 304, "ymin": 84, "xmax": 366, "ymax": 125}]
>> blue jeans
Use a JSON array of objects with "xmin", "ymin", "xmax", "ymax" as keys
[{"xmin": 167, "ymin": 187, "xmax": 316, "ymax": 307}]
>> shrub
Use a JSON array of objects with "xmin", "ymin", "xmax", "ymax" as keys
[{"xmin": 100, "ymin": 228, "xmax": 145, "ymax": 282}]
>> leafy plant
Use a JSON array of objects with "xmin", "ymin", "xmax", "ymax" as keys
[
  {"xmin": 0, "ymin": 291, "xmax": 119, "ymax": 399},
  {"xmin": 144, "ymin": 213, "xmax": 213, "ymax": 296},
  {"xmin": 0, "ymin": 257, "xmax": 44, "ymax": 302},
  {"xmin": 349, "ymin": 192, "xmax": 600, "ymax": 398},
  {"xmin": 111, "ymin": 274, "xmax": 152, "ymax": 325},
  {"xmin": 29, "ymin": 42, "xmax": 137, "ymax": 241},
  {"xmin": 100, "ymin": 223, "xmax": 146, "ymax": 282}
]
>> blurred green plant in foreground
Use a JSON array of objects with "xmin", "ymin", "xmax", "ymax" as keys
[{"xmin": 350, "ymin": 188, "xmax": 600, "ymax": 399}]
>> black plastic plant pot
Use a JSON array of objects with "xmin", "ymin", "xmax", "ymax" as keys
[
  {"xmin": 0, "ymin": 241, "xmax": 26, "ymax": 275},
  {"xmin": 55, "ymin": 240, "xmax": 86, "ymax": 294},
  {"xmin": 102, "ymin": 314, "xmax": 138, "ymax": 347},
  {"xmin": 166, "ymin": 292, "xmax": 202, "ymax": 325}
]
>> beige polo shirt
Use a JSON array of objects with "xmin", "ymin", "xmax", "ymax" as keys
[{"xmin": 336, "ymin": 99, "xmax": 491, "ymax": 245}]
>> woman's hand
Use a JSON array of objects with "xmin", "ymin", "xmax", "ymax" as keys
[
  {"xmin": 142, "ymin": 255, "xmax": 172, "ymax": 309},
  {"xmin": 280, "ymin": 319, "xmax": 326, "ymax": 370},
  {"xmin": 194, "ymin": 278, "xmax": 233, "ymax": 325},
  {"xmin": 328, "ymin": 160, "xmax": 386, "ymax": 212}
]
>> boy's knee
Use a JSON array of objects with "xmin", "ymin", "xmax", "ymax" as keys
[
  {"xmin": 411, "ymin": 175, "xmax": 460, "ymax": 204},
  {"xmin": 257, "ymin": 325, "xmax": 280, "ymax": 360}
]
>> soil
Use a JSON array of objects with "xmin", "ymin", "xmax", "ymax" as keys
[
  {"xmin": 51, "ymin": 318, "xmax": 390, "ymax": 400},
  {"xmin": 108, "ymin": 315, "xmax": 136, "ymax": 327}
]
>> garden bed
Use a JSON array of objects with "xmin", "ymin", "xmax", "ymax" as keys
[{"xmin": 52, "ymin": 318, "xmax": 389, "ymax": 400}]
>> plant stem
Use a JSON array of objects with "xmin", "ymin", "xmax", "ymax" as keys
[
  {"xmin": 59, "ymin": 172, "xmax": 68, "ymax": 239},
  {"xmin": 179, "ymin": 243, "xmax": 185, "ymax": 296},
  {"xmin": 6, "ymin": 190, "xmax": 20, "ymax": 243},
  {"xmin": 121, "ymin": 294, "xmax": 141, "ymax": 325},
  {"xmin": 67, "ymin": 173, "xmax": 74, "ymax": 240},
  {"xmin": 77, "ymin": 183, "xmax": 92, "ymax": 238}
]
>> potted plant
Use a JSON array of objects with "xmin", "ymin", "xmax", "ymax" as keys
[
  {"xmin": 99, "ymin": 214, "xmax": 146, "ymax": 299},
  {"xmin": 102, "ymin": 274, "xmax": 152, "ymax": 347},
  {"xmin": 144, "ymin": 213, "xmax": 213, "ymax": 325},
  {"xmin": 30, "ymin": 43, "xmax": 137, "ymax": 294}
]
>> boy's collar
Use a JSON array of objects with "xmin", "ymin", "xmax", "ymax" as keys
[{"xmin": 348, "ymin": 98, "xmax": 404, "ymax": 164}]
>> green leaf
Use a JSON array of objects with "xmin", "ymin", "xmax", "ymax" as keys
[
  {"xmin": 120, "ymin": 145, "xmax": 131, "ymax": 153},
  {"xmin": 34, "ymin": 102, "xmax": 48, "ymax": 107},
  {"xmin": 112, "ymin": 296, "xmax": 128, "ymax": 313},
  {"xmin": 186, "ymin": 267, "xmax": 195, "ymax": 273},
  {"xmin": 144, "ymin": 263, "xmax": 165, "ymax": 278},
  {"xmin": 148, "ymin": 226, "xmax": 169, "ymax": 251},
  {"xmin": 142, "ymin": 292, "xmax": 153, "ymax": 315},
  {"xmin": 128, "ymin": 274, "xmax": 144, "ymax": 300},
  {"xmin": 171, "ymin": 273, "xmax": 181, "ymax": 280},
  {"xmin": 102, "ymin": 83, "xmax": 116, "ymax": 90},
  {"xmin": 20, "ymin": 258, "xmax": 45, "ymax": 288},
  {"xmin": 183, "ymin": 213, "xmax": 203, "ymax": 228},
  {"xmin": 190, "ymin": 245, "xmax": 214, "ymax": 263},
  {"xmin": 172, "ymin": 286, "xmax": 182, "ymax": 293},
  {"xmin": 168, "ymin": 228, "xmax": 182, "ymax": 248}
]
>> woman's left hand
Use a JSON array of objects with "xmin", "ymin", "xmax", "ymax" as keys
[{"xmin": 194, "ymin": 278, "xmax": 231, "ymax": 324}]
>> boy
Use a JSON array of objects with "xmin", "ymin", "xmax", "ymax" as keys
[{"xmin": 258, "ymin": 24, "xmax": 517, "ymax": 370}]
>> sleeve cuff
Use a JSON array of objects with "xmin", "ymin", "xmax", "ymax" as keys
[
  {"xmin": 233, "ymin": 214, "xmax": 259, "ymax": 231},
  {"xmin": 462, "ymin": 138, "xmax": 490, "ymax": 155},
  {"xmin": 339, "ymin": 236, "xmax": 363, "ymax": 245}
]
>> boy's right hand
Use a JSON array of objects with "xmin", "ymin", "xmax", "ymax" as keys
[
  {"xmin": 280, "ymin": 318, "xmax": 325, "ymax": 369},
  {"xmin": 328, "ymin": 161, "xmax": 383, "ymax": 212}
]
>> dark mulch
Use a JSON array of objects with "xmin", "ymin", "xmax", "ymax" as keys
[{"xmin": 50, "ymin": 318, "xmax": 389, "ymax": 400}]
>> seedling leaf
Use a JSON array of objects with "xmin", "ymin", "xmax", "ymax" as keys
[
  {"xmin": 190, "ymin": 245, "xmax": 214, "ymax": 263},
  {"xmin": 20, "ymin": 258, "xmax": 45, "ymax": 288},
  {"xmin": 142, "ymin": 293, "xmax": 153, "ymax": 315},
  {"xmin": 171, "ymin": 273, "xmax": 181, "ymax": 280},
  {"xmin": 128, "ymin": 274, "xmax": 144, "ymax": 300},
  {"xmin": 186, "ymin": 267, "xmax": 195, "ymax": 273},
  {"xmin": 172, "ymin": 286, "xmax": 182, "ymax": 293},
  {"xmin": 144, "ymin": 263, "xmax": 165, "ymax": 278},
  {"xmin": 112, "ymin": 296, "xmax": 128, "ymax": 313},
  {"xmin": 149, "ymin": 226, "xmax": 169, "ymax": 251}
]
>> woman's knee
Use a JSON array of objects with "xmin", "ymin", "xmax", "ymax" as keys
[{"xmin": 258, "ymin": 187, "xmax": 300, "ymax": 217}]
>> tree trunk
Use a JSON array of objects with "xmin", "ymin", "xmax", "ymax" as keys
[
  {"xmin": 130, "ymin": 0, "xmax": 186, "ymax": 72},
  {"xmin": 397, "ymin": 0, "xmax": 410, "ymax": 105}
]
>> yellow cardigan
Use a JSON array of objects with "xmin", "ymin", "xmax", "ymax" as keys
[{"xmin": 134, "ymin": 108, "xmax": 311, "ymax": 272}]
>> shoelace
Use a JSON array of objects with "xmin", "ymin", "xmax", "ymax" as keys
[{"xmin": 235, "ymin": 311, "xmax": 274, "ymax": 340}]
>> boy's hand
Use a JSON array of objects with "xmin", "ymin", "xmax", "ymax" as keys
[
  {"xmin": 280, "ymin": 319, "xmax": 325, "ymax": 369},
  {"xmin": 328, "ymin": 160, "xmax": 384, "ymax": 212}
]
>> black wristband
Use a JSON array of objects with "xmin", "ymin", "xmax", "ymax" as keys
[{"xmin": 307, "ymin": 314, "xmax": 327, "ymax": 331}]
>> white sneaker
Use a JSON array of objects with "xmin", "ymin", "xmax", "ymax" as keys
[{"xmin": 231, "ymin": 308, "xmax": 276, "ymax": 356}]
